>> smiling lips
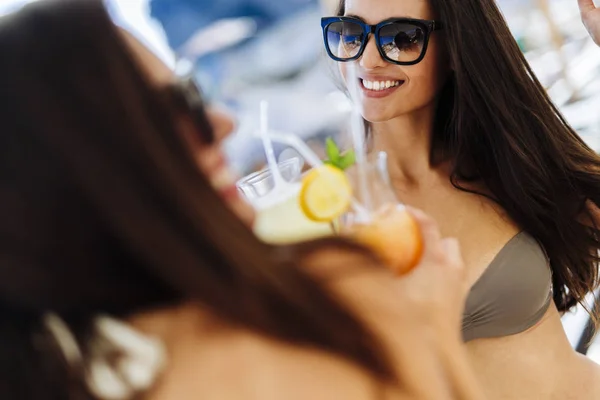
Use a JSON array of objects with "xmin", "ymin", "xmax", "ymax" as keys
[
  {"xmin": 361, "ymin": 78, "xmax": 403, "ymax": 91},
  {"xmin": 359, "ymin": 78, "xmax": 405, "ymax": 98}
]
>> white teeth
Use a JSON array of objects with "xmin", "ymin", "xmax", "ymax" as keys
[{"xmin": 361, "ymin": 79, "xmax": 402, "ymax": 91}]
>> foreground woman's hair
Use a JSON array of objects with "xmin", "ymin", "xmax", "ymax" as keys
[{"xmin": 0, "ymin": 1, "xmax": 394, "ymax": 398}]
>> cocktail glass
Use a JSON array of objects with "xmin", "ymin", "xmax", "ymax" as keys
[
  {"xmin": 237, "ymin": 157, "xmax": 334, "ymax": 244},
  {"xmin": 236, "ymin": 98, "xmax": 422, "ymax": 272},
  {"xmin": 340, "ymin": 152, "xmax": 422, "ymax": 274}
]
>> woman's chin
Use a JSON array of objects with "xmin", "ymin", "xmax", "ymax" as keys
[
  {"xmin": 361, "ymin": 113, "xmax": 394, "ymax": 124},
  {"xmin": 359, "ymin": 107, "xmax": 400, "ymax": 124}
]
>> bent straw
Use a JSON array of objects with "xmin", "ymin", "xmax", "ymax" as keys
[{"xmin": 254, "ymin": 97, "xmax": 370, "ymax": 221}]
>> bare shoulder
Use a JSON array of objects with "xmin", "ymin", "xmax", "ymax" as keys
[
  {"xmin": 136, "ymin": 249, "xmax": 408, "ymax": 400},
  {"xmin": 570, "ymin": 354, "xmax": 600, "ymax": 398},
  {"xmin": 145, "ymin": 317, "xmax": 404, "ymax": 400},
  {"xmin": 286, "ymin": 238, "xmax": 383, "ymax": 276}
]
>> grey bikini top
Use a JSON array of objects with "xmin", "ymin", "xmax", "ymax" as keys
[{"xmin": 462, "ymin": 232, "xmax": 553, "ymax": 342}]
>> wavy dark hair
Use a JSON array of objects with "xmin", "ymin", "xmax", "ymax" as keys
[
  {"xmin": 336, "ymin": 0, "xmax": 600, "ymax": 320},
  {"xmin": 0, "ymin": 1, "xmax": 393, "ymax": 398}
]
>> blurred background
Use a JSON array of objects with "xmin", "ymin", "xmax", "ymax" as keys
[
  {"xmin": 1, "ymin": 0, "xmax": 599, "ymax": 358},
  {"xmin": 2, "ymin": 0, "xmax": 596, "ymax": 173},
  {"xmin": 103, "ymin": 0, "xmax": 600, "ymax": 176}
]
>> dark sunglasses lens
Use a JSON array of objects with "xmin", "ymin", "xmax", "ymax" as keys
[
  {"xmin": 325, "ymin": 21, "xmax": 365, "ymax": 60},
  {"xmin": 173, "ymin": 78, "xmax": 214, "ymax": 143},
  {"xmin": 379, "ymin": 23, "xmax": 425, "ymax": 63}
]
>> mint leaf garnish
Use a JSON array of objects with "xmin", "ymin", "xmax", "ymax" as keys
[
  {"xmin": 338, "ymin": 150, "xmax": 356, "ymax": 170},
  {"xmin": 324, "ymin": 137, "xmax": 356, "ymax": 171},
  {"xmin": 325, "ymin": 137, "xmax": 341, "ymax": 164}
]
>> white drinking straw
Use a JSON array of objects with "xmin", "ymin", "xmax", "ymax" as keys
[
  {"xmin": 259, "ymin": 100, "xmax": 288, "ymax": 191},
  {"xmin": 345, "ymin": 63, "xmax": 373, "ymax": 219},
  {"xmin": 255, "ymin": 102, "xmax": 370, "ymax": 220}
]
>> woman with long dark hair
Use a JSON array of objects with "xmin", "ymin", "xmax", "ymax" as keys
[
  {"xmin": 0, "ymin": 0, "xmax": 483, "ymax": 398},
  {"xmin": 322, "ymin": 0, "xmax": 600, "ymax": 397}
]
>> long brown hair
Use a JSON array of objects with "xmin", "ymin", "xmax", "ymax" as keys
[
  {"xmin": 337, "ymin": 0, "xmax": 600, "ymax": 320},
  {"xmin": 0, "ymin": 1, "xmax": 393, "ymax": 398}
]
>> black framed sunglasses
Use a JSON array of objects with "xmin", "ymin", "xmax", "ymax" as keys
[
  {"xmin": 321, "ymin": 16, "xmax": 443, "ymax": 66},
  {"xmin": 165, "ymin": 75, "xmax": 214, "ymax": 144}
]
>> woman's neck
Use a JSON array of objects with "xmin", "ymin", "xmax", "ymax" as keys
[{"xmin": 370, "ymin": 106, "xmax": 438, "ymax": 186}]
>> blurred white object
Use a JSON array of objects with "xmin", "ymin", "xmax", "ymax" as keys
[
  {"xmin": 0, "ymin": 0, "xmax": 39, "ymax": 16},
  {"xmin": 179, "ymin": 18, "xmax": 258, "ymax": 59},
  {"xmin": 107, "ymin": 0, "xmax": 175, "ymax": 69}
]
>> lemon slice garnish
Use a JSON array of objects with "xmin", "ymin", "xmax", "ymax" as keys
[{"xmin": 299, "ymin": 165, "xmax": 352, "ymax": 222}]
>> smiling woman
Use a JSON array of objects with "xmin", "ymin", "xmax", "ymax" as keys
[
  {"xmin": 321, "ymin": 15, "xmax": 443, "ymax": 101},
  {"xmin": 323, "ymin": 0, "xmax": 600, "ymax": 398}
]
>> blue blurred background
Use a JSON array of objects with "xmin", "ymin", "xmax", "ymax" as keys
[
  {"xmin": 1, "ymin": 0, "xmax": 598, "ymax": 172},
  {"xmin": 108, "ymin": 0, "xmax": 600, "ymax": 174}
]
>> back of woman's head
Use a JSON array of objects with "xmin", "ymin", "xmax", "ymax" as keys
[{"xmin": 0, "ymin": 1, "xmax": 392, "ymax": 397}]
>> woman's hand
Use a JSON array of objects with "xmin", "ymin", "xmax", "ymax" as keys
[
  {"xmin": 395, "ymin": 207, "xmax": 468, "ymax": 339},
  {"xmin": 302, "ymin": 207, "xmax": 479, "ymax": 398},
  {"xmin": 397, "ymin": 208, "xmax": 485, "ymax": 399},
  {"xmin": 579, "ymin": 0, "xmax": 600, "ymax": 46},
  {"xmin": 355, "ymin": 206, "xmax": 474, "ymax": 398},
  {"xmin": 307, "ymin": 206, "xmax": 468, "ymax": 339}
]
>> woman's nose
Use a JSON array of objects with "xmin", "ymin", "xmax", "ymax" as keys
[{"xmin": 359, "ymin": 36, "xmax": 387, "ymax": 70}]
